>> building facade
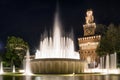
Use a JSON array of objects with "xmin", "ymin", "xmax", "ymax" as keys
[{"xmin": 78, "ymin": 10, "xmax": 101, "ymax": 68}]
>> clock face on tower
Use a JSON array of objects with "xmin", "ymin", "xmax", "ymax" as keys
[
  {"xmin": 85, "ymin": 27, "xmax": 93, "ymax": 34},
  {"xmin": 83, "ymin": 23, "xmax": 96, "ymax": 36},
  {"xmin": 84, "ymin": 26, "xmax": 95, "ymax": 36},
  {"xmin": 86, "ymin": 28, "xmax": 92, "ymax": 34}
]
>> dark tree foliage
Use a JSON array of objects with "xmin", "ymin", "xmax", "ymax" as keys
[
  {"xmin": 96, "ymin": 23, "xmax": 120, "ymax": 56},
  {"xmin": 4, "ymin": 36, "xmax": 29, "ymax": 68}
]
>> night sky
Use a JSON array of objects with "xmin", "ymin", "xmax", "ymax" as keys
[{"xmin": 0, "ymin": 0, "xmax": 120, "ymax": 54}]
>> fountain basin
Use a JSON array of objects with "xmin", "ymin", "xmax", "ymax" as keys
[{"xmin": 30, "ymin": 58, "xmax": 85, "ymax": 74}]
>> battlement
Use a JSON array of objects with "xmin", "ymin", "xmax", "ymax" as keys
[{"xmin": 78, "ymin": 35, "xmax": 101, "ymax": 43}]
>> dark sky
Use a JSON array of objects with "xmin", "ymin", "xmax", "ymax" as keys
[{"xmin": 0, "ymin": 0, "xmax": 120, "ymax": 54}]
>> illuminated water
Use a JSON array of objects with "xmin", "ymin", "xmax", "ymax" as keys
[
  {"xmin": 84, "ymin": 52, "xmax": 120, "ymax": 74},
  {"xmin": 0, "ymin": 74, "xmax": 120, "ymax": 80},
  {"xmin": 0, "ymin": 62, "xmax": 4, "ymax": 74},
  {"xmin": 35, "ymin": 11, "xmax": 79, "ymax": 59},
  {"xmin": 12, "ymin": 65, "xmax": 15, "ymax": 73},
  {"xmin": 24, "ymin": 49, "xmax": 32, "ymax": 75}
]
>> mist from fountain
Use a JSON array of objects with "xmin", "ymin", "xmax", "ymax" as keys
[{"xmin": 35, "ymin": 9, "xmax": 79, "ymax": 59}]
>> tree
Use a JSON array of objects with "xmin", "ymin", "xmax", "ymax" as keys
[
  {"xmin": 96, "ymin": 23, "xmax": 120, "ymax": 56},
  {"xmin": 5, "ymin": 36, "xmax": 29, "ymax": 68},
  {"xmin": 115, "ymin": 26, "xmax": 120, "ymax": 53}
]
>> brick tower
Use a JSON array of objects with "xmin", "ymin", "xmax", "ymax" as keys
[{"xmin": 78, "ymin": 10, "xmax": 101, "ymax": 68}]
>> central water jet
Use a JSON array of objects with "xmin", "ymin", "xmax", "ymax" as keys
[{"xmin": 35, "ymin": 8, "xmax": 80, "ymax": 59}]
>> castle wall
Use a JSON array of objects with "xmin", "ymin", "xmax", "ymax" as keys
[{"xmin": 78, "ymin": 35, "xmax": 101, "ymax": 63}]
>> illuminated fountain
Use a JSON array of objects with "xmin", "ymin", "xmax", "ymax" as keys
[
  {"xmin": 99, "ymin": 52, "xmax": 119, "ymax": 74},
  {"xmin": 84, "ymin": 52, "xmax": 120, "ymax": 74},
  {"xmin": 35, "ymin": 11, "xmax": 79, "ymax": 59},
  {"xmin": 0, "ymin": 62, "xmax": 4, "ymax": 74},
  {"xmin": 30, "ymin": 8, "xmax": 85, "ymax": 74},
  {"xmin": 12, "ymin": 65, "xmax": 15, "ymax": 73},
  {"xmin": 24, "ymin": 49, "xmax": 32, "ymax": 75}
]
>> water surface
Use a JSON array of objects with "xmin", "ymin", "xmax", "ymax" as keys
[{"xmin": 0, "ymin": 74, "xmax": 120, "ymax": 80}]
